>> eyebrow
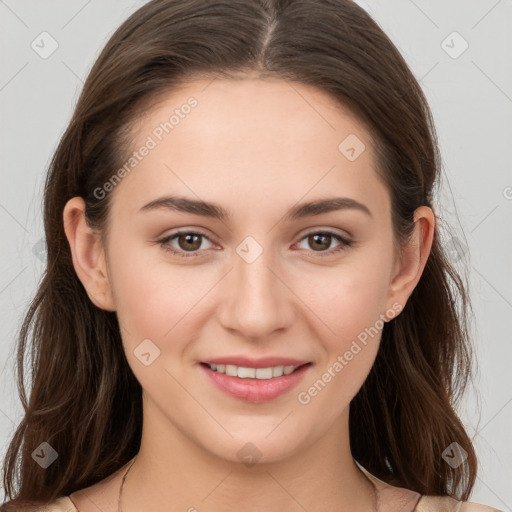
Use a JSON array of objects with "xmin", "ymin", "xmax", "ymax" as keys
[{"xmin": 138, "ymin": 195, "xmax": 372, "ymax": 221}]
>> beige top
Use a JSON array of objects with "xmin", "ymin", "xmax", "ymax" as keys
[
  {"xmin": 20, "ymin": 461, "xmax": 505, "ymax": 512},
  {"xmin": 357, "ymin": 463, "xmax": 503, "ymax": 512}
]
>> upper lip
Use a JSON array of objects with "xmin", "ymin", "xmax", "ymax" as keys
[{"xmin": 201, "ymin": 356, "xmax": 311, "ymax": 368}]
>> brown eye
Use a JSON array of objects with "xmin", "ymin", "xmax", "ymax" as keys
[
  {"xmin": 296, "ymin": 230, "xmax": 352, "ymax": 257},
  {"xmin": 308, "ymin": 233, "xmax": 332, "ymax": 251},
  {"xmin": 176, "ymin": 233, "xmax": 203, "ymax": 251},
  {"xmin": 159, "ymin": 230, "xmax": 214, "ymax": 258}
]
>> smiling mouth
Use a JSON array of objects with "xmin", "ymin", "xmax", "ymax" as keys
[
  {"xmin": 200, "ymin": 362, "xmax": 311, "ymax": 379},
  {"xmin": 199, "ymin": 361, "xmax": 313, "ymax": 402}
]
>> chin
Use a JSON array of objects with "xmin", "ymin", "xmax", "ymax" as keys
[{"xmin": 199, "ymin": 427, "xmax": 311, "ymax": 467}]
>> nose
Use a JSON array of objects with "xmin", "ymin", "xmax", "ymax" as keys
[{"xmin": 216, "ymin": 240, "xmax": 295, "ymax": 341}]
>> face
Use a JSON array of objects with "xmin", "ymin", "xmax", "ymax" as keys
[{"xmin": 74, "ymin": 77, "xmax": 419, "ymax": 464}]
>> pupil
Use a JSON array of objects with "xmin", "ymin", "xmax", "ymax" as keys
[
  {"xmin": 180, "ymin": 234, "xmax": 201, "ymax": 251},
  {"xmin": 311, "ymin": 233, "xmax": 330, "ymax": 251}
]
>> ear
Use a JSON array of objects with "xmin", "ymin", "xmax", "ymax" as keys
[
  {"xmin": 62, "ymin": 196, "xmax": 116, "ymax": 311},
  {"xmin": 384, "ymin": 206, "xmax": 435, "ymax": 320}
]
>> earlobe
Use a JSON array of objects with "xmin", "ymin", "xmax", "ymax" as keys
[
  {"xmin": 62, "ymin": 196, "xmax": 116, "ymax": 312},
  {"xmin": 384, "ymin": 206, "xmax": 435, "ymax": 318}
]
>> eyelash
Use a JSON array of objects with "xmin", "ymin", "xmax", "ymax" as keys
[{"xmin": 157, "ymin": 229, "xmax": 353, "ymax": 259}]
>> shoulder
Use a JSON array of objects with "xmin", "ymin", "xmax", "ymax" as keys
[
  {"xmin": 353, "ymin": 460, "xmax": 503, "ymax": 512},
  {"xmin": 415, "ymin": 494, "xmax": 504, "ymax": 512},
  {"xmin": 41, "ymin": 497, "xmax": 78, "ymax": 512},
  {"xmin": 1, "ymin": 496, "xmax": 78, "ymax": 512}
]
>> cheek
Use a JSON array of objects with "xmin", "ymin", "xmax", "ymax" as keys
[
  {"xmin": 293, "ymin": 264, "xmax": 390, "ymax": 422},
  {"xmin": 107, "ymin": 245, "xmax": 212, "ymax": 395},
  {"xmin": 107, "ymin": 241, "xmax": 213, "ymax": 349},
  {"xmin": 292, "ymin": 241, "xmax": 393, "ymax": 402},
  {"xmin": 302, "ymin": 279, "xmax": 384, "ymax": 390},
  {"xmin": 299, "ymin": 245, "xmax": 394, "ymax": 342}
]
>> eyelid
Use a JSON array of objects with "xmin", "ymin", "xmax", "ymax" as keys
[
  {"xmin": 298, "ymin": 225, "xmax": 352, "ymax": 241},
  {"xmin": 157, "ymin": 227, "xmax": 353, "ymax": 258},
  {"xmin": 157, "ymin": 228, "xmax": 217, "ymax": 258},
  {"xmin": 294, "ymin": 228, "xmax": 353, "ymax": 257}
]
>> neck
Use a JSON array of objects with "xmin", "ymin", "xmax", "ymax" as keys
[{"xmin": 121, "ymin": 400, "xmax": 376, "ymax": 512}]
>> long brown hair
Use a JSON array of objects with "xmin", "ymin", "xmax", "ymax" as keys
[{"xmin": 2, "ymin": 0, "xmax": 477, "ymax": 507}]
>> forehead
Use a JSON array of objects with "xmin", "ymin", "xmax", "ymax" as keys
[
  {"xmin": 109, "ymin": 77, "xmax": 389, "ymax": 221},
  {"xmin": 133, "ymin": 77, "xmax": 369, "ymax": 154}
]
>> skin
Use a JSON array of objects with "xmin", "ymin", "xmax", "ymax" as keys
[{"xmin": 63, "ymin": 77, "xmax": 435, "ymax": 512}]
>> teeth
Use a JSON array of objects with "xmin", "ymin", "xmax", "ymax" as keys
[
  {"xmin": 238, "ymin": 367, "xmax": 256, "ymax": 378},
  {"xmin": 207, "ymin": 363, "xmax": 299, "ymax": 379},
  {"xmin": 225, "ymin": 365, "xmax": 238, "ymax": 377}
]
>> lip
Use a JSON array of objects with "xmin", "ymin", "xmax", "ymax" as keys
[
  {"xmin": 199, "ymin": 361, "xmax": 312, "ymax": 403},
  {"xmin": 201, "ymin": 356, "xmax": 310, "ymax": 368}
]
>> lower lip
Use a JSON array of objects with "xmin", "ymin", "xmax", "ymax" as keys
[{"xmin": 199, "ymin": 363, "xmax": 311, "ymax": 403}]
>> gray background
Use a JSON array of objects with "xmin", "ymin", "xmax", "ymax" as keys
[{"xmin": 1, "ymin": 0, "xmax": 511, "ymax": 508}]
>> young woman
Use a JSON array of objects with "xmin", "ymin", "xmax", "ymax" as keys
[{"xmin": 1, "ymin": 0, "xmax": 503, "ymax": 511}]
